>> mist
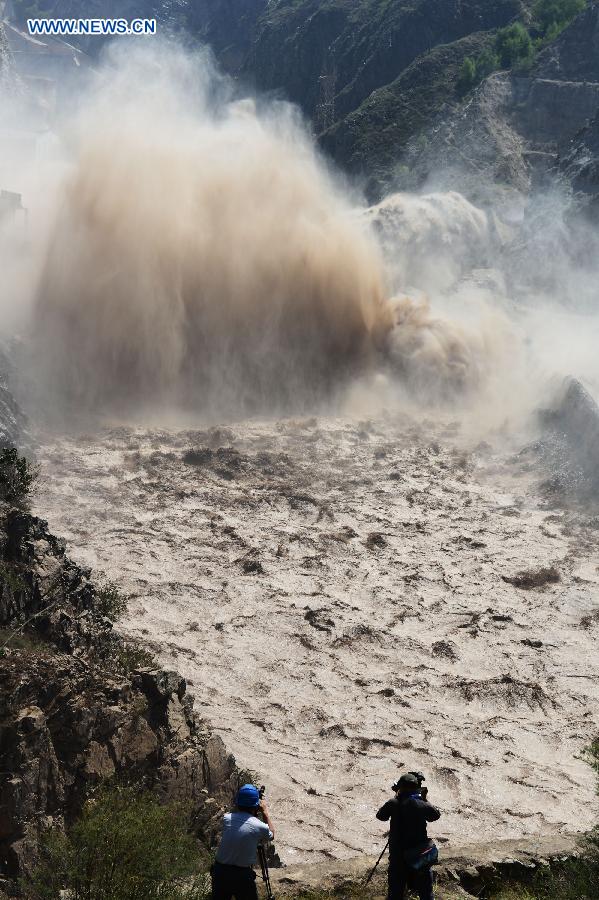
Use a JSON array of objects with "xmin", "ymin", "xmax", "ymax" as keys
[{"xmin": 0, "ymin": 39, "xmax": 598, "ymax": 428}]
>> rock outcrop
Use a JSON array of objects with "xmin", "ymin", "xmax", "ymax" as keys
[
  {"xmin": 0, "ymin": 652, "xmax": 235, "ymax": 880},
  {"xmin": 0, "ymin": 484, "xmax": 237, "ymax": 886},
  {"xmin": 535, "ymin": 376, "xmax": 599, "ymax": 501}
]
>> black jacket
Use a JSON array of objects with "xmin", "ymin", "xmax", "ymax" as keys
[{"xmin": 376, "ymin": 794, "xmax": 441, "ymax": 855}]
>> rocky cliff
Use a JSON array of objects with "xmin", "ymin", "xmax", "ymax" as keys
[
  {"xmin": 0, "ymin": 502, "xmax": 238, "ymax": 886},
  {"xmin": 319, "ymin": 30, "xmax": 496, "ymax": 196},
  {"xmin": 561, "ymin": 110, "xmax": 599, "ymax": 217},
  {"xmin": 192, "ymin": 0, "xmax": 599, "ymax": 206},
  {"xmin": 0, "ymin": 384, "xmax": 238, "ymax": 889},
  {"xmin": 0, "ymin": 386, "xmax": 26, "ymax": 453},
  {"xmin": 390, "ymin": 3, "xmax": 599, "ymax": 204},
  {"xmin": 7, "ymin": 2, "xmax": 532, "ymax": 174},
  {"xmin": 239, "ymin": 0, "xmax": 527, "ymax": 124},
  {"xmin": 10, "ymin": 1, "xmax": 599, "ymax": 204}
]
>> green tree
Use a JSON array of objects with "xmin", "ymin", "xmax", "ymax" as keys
[
  {"xmin": 495, "ymin": 22, "xmax": 534, "ymax": 68},
  {"xmin": 26, "ymin": 785, "xmax": 210, "ymax": 900},
  {"xmin": 475, "ymin": 48, "xmax": 500, "ymax": 80},
  {"xmin": 0, "ymin": 448, "xmax": 36, "ymax": 505},
  {"xmin": 458, "ymin": 56, "xmax": 477, "ymax": 91},
  {"xmin": 533, "ymin": 0, "xmax": 587, "ymax": 36}
]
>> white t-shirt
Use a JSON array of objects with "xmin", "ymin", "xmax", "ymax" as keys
[{"xmin": 216, "ymin": 812, "xmax": 273, "ymax": 867}]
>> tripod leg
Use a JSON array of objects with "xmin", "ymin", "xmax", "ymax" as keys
[
  {"xmin": 365, "ymin": 840, "xmax": 389, "ymax": 884},
  {"xmin": 258, "ymin": 846, "xmax": 275, "ymax": 899}
]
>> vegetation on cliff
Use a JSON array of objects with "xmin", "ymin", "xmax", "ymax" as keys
[
  {"xmin": 321, "ymin": 31, "xmax": 494, "ymax": 193},
  {"xmin": 0, "ymin": 448, "xmax": 35, "ymax": 506},
  {"xmin": 534, "ymin": 0, "xmax": 587, "ymax": 38},
  {"xmin": 459, "ymin": 0, "xmax": 587, "ymax": 91},
  {"xmin": 306, "ymin": 0, "xmax": 591, "ymax": 191},
  {"xmin": 25, "ymin": 785, "xmax": 211, "ymax": 900}
]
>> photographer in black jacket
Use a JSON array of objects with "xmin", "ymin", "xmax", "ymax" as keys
[{"xmin": 376, "ymin": 772, "xmax": 441, "ymax": 900}]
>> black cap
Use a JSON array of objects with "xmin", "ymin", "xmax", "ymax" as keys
[{"xmin": 398, "ymin": 773, "xmax": 420, "ymax": 788}]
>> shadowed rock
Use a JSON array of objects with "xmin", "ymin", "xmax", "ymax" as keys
[
  {"xmin": 539, "ymin": 377, "xmax": 599, "ymax": 501},
  {"xmin": 0, "ymin": 498, "xmax": 238, "ymax": 883}
]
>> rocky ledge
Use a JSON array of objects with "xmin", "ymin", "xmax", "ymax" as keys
[{"xmin": 272, "ymin": 834, "xmax": 580, "ymax": 897}]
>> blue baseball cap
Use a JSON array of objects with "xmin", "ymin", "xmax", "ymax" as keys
[{"xmin": 236, "ymin": 784, "xmax": 260, "ymax": 808}]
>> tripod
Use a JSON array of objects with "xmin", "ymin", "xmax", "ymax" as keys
[
  {"xmin": 257, "ymin": 785, "xmax": 275, "ymax": 899},
  {"xmin": 365, "ymin": 839, "xmax": 389, "ymax": 885},
  {"xmin": 257, "ymin": 844, "xmax": 275, "ymax": 900}
]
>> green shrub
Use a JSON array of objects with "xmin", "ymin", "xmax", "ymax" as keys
[
  {"xmin": 495, "ymin": 22, "xmax": 534, "ymax": 69},
  {"xmin": 112, "ymin": 640, "xmax": 156, "ymax": 674},
  {"xmin": 0, "ymin": 448, "xmax": 36, "ymax": 504},
  {"xmin": 25, "ymin": 784, "xmax": 211, "ymax": 900},
  {"xmin": 457, "ymin": 0, "xmax": 585, "ymax": 98},
  {"xmin": 95, "ymin": 580, "xmax": 129, "ymax": 621},
  {"xmin": 533, "ymin": 0, "xmax": 587, "ymax": 36},
  {"xmin": 457, "ymin": 48, "xmax": 501, "ymax": 93}
]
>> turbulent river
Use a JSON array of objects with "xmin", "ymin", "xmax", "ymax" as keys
[{"xmin": 34, "ymin": 412, "xmax": 599, "ymax": 863}]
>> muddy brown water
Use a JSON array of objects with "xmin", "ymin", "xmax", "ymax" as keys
[{"xmin": 34, "ymin": 413, "xmax": 599, "ymax": 863}]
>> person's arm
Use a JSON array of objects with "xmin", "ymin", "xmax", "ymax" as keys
[
  {"xmin": 420, "ymin": 799, "xmax": 441, "ymax": 822},
  {"xmin": 259, "ymin": 799, "xmax": 275, "ymax": 840},
  {"xmin": 376, "ymin": 800, "xmax": 394, "ymax": 821}
]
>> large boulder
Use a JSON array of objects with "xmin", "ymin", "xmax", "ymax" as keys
[{"xmin": 536, "ymin": 377, "xmax": 599, "ymax": 501}]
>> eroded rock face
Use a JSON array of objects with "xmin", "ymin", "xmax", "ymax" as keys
[
  {"xmin": 0, "ymin": 501, "xmax": 237, "ymax": 883},
  {"xmin": 0, "ymin": 655, "xmax": 236, "ymax": 878},
  {"xmin": 395, "ymin": 4, "xmax": 599, "ymax": 204},
  {"xmin": 561, "ymin": 111, "xmax": 599, "ymax": 220},
  {"xmin": 0, "ymin": 507, "xmax": 106, "ymax": 654}
]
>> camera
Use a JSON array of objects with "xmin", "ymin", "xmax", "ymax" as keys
[{"xmin": 391, "ymin": 770, "xmax": 426, "ymax": 792}]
